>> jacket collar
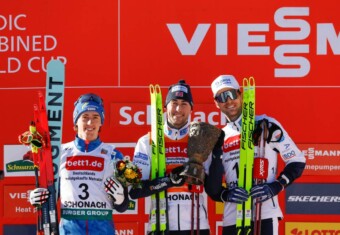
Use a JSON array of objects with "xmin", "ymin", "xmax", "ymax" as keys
[
  {"xmin": 164, "ymin": 120, "xmax": 190, "ymax": 140},
  {"xmin": 74, "ymin": 135, "xmax": 102, "ymax": 152}
]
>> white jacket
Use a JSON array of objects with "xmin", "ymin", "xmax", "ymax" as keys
[
  {"xmin": 221, "ymin": 114, "xmax": 306, "ymax": 226},
  {"xmin": 133, "ymin": 121, "xmax": 213, "ymax": 231}
]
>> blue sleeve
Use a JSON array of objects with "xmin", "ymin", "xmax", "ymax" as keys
[{"xmin": 111, "ymin": 149, "xmax": 124, "ymax": 161}]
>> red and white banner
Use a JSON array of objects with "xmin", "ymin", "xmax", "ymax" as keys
[{"xmin": 1, "ymin": 1, "xmax": 340, "ymax": 234}]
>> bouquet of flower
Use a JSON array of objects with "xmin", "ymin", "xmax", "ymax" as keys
[{"xmin": 115, "ymin": 157, "xmax": 142, "ymax": 188}]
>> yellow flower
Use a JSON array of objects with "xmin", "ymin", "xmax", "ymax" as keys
[
  {"xmin": 125, "ymin": 169, "xmax": 137, "ymax": 179},
  {"xmin": 115, "ymin": 158, "xmax": 142, "ymax": 188}
]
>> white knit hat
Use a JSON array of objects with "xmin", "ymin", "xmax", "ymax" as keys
[{"xmin": 211, "ymin": 75, "xmax": 240, "ymax": 97}]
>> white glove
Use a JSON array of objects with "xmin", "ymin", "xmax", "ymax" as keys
[
  {"xmin": 104, "ymin": 177, "xmax": 125, "ymax": 205},
  {"xmin": 29, "ymin": 188, "xmax": 50, "ymax": 206}
]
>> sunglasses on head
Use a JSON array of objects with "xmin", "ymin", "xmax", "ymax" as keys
[
  {"xmin": 74, "ymin": 94, "xmax": 104, "ymax": 106},
  {"xmin": 215, "ymin": 89, "xmax": 238, "ymax": 103}
]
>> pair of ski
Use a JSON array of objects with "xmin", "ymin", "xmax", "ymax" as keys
[
  {"xmin": 19, "ymin": 60, "xmax": 65, "ymax": 235},
  {"xmin": 149, "ymin": 84, "xmax": 167, "ymax": 234},
  {"xmin": 237, "ymin": 77, "xmax": 268, "ymax": 235}
]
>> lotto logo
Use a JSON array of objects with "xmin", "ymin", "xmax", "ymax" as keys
[{"xmin": 66, "ymin": 156, "xmax": 104, "ymax": 171}]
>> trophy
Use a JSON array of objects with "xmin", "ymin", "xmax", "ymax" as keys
[{"xmin": 183, "ymin": 121, "xmax": 221, "ymax": 185}]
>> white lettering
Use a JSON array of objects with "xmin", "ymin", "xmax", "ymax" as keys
[
  {"xmin": 274, "ymin": 7, "xmax": 310, "ymax": 40},
  {"xmin": 167, "ymin": 23, "xmax": 210, "ymax": 55},
  {"xmin": 0, "ymin": 57, "xmax": 21, "ymax": 73},
  {"xmin": 167, "ymin": 7, "xmax": 340, "ymax": 78},
  {"xmin": 0, "ymin": 14, "xmax": 26, "ymax": 31},
  {"xmin": 274, "ymin": 44, "xmax": 310, "ymax": 77},
  {"xmin": 317, "ymin": 23, "xmax": 340, "ymax": 55},
  {"xmin": 238, "ymin": 24, "xmax": 269, "ymax": 55}
]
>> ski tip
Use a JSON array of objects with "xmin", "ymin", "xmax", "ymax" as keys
[
  {"xmin": 155, "ymin": 84, "xmax": 161, "ymax": 94},
  {"xmin": 47, "ymin": 59, "xmax": 64, "ymax": 68},
  {"xmin": 249, "ymin": 76, "xmax": 255, "ymax": 86},
  {"xmin": 150, "ymin": 84, "xmax": 162, "ymax": 94},
  {"xmin": 243, "ymin": 77, "xmax": 249, "ymax": 89},
  {"xmin": 150, "ymin": 84, "xmax": 155, "ymax": 93},
  {"xmin": 243, "ymin": 76, "xmax": 256, "ymax": 88}
]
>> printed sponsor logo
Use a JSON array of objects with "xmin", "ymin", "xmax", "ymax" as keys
[
  {"xmin": 111, "ymin": 103, "xmax": 227, "ymax": 127},
  {"xmin": 282, "ymin": 150, "xmax": 296, "ymax": 160},
  {"xmin": 224, "ymin": 134, "xmax": 241, "ymax": 152},
  {"xmin": 134, "ymin": 152, "xmax": 148, "ymax": 161},
  {"xmin": 150, "ymin": 182, "xmax": 167, "ymax": 191},
  {"xmin": 4, "ymin": 145, "xmax": 35, "ymax": 177},
  {"xmin": 63, "ymin": 200, "xmax": 107, "ymax": 208},
  {"xmin": 115, "ymin": 222, "xmax": 139, "ymax": 235},
  {"xmin": 286, "ymin": 183, "xmax": 340, "ymax": 215},
  {"xmin": 286, "ymin": 222, "xmax": 340, "ymax": 235},
  {"xmin": 167, "ymin": 7, "xmax": 339, "ymax": 78},
  {"xmin": 6, "ymin": 159, "xmax": 34, "ymax": 172},
  {"xmin": 4, "ymin": 185, "xmax": 36, "ymax": 218},
  {"xmin": 298, "ymin": 144, "xmax": 340, "ymax": 176},
  {"xmin": 66, "ymin": 156, "xmax": 104, "ymax": 171},
  {"xmin": 165, "ymin": 142, "xmax": 187, "ymax": 157}
]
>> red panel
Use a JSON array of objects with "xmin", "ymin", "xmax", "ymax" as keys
[{"xmin": 1, "ymin": 1, "xmax": 340, "ymax": 234}]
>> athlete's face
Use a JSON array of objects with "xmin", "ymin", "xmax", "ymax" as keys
[
  {"xmin": 166, "ymin": 99, "xmax": 192, "ymax": 129},
  {"xmin": 214, "ymin": 88, "xmax": 243, "ymax": 122},
  {"xmin": 75, "ymin": 111, "xmax": 102, "ymax": 142}
]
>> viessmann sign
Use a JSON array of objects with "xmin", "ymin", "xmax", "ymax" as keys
[
  {"xmin": 298, "ymin": 144, "xmax": 340, "ymax": 176},
  {"xmin": 167, "ymin": 7, "xmax": 339, "ymax": 78}
]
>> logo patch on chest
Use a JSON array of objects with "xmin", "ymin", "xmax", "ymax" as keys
[{"xmin": 66, "ymin": 156, "xmax": 104, "ymax": 171}]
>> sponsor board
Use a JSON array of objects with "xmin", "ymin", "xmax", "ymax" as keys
[
  {"xmin": 286, "ymin": 183, "xmax": 340, "ymax": 215},
  {"xmin": 113, "ymin": 198, "xmax": 138, "ymax": 215},
  {"xmin": 285, "ymin": 222, "xmax": 340, "ymax": 235},
  {"xmin": 298, "ymin": 144, "xmax": 340, "ymax": 176},
  {"xmin": 115, "ymin": 222, "xmax": 139, "ymax": 235},
  {"xmin": 3, "ymin": 224, "xmax": 36, "ymax": 235},
  {"xmin": 110, "ymin": 103, "xmax": 227, "ymax": 129},
  {"xmin": 4, "ymin": 185, "xmax": 36, "ymax": 218},
  {"xmin": 4, "ymin": 143, "xmax": 136, "ymax": 177},
  {"xmin": 4, "ymin": 145, "xmax": 35, "ymax": 177}
]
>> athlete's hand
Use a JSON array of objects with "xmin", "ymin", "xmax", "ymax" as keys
[
  {"xmin": 169, "ymin": 166, "xmax": 186, "ymax": 186},
  {"xmin": 250, "ymin": 181, "xmax": 283, "ymax": 203},
  {"xmin": 221, "ymin": 187, "xmax": 249, "ymax": 204},
  {"xmin": 104, "ymin": 177, "xmax": 125, "ymax": 205},
  {"xmin": 29, "ymin": 188, "xmax": 50, "ymax": 207}
]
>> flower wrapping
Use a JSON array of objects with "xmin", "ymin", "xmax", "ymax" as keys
[{"xmin": 115, "ymin": 157, "xmax": 142, "ymax": 188}]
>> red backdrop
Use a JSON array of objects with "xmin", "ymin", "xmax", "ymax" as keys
[{"xmin": 1, "ymin": 1, "xmax": 340, "ymax": 234}]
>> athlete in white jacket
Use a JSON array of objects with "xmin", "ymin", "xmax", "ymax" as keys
[
  {"xmin": 129, "ymin": 80, "xmax": 224, "ymax": 235},
  {"xmin": 29, "ymin": 93, "xmax": 129, "ymax": 234},
  {"xmin": 210, "ymin": 75, "xmax": 306, "ymax": 235}
]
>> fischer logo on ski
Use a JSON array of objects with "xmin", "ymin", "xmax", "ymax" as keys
[
  {"xmin": 236, "ymin": 77, "xmax": 255, "ymax": 235},
  {"xmin": 149, "ymin": 84, "xmax": 167, "ymax": 234}
]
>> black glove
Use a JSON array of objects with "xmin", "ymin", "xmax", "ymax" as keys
[
  {"xmin": 212, "ymin": 130, "xmax": 225, "ymax": 157},
  {"xmin": 169, "ymin": 165, "xmax": 186, "ymax": 186},
  {"xmin": 250, "ymin": 181, "xmax": 283, "ymax": 203},
  {"xmin": 220, "ymin": 187, "xmax": 249, "ymax": 204}
]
